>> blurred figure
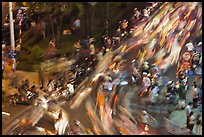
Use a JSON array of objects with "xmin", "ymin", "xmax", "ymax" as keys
[
  {"xmin": 89, "ymin": 37, "xmax": 96, "ymax": 61},
  {"xmin": 185, "ymin": 42, "xmax": 194, "ymax": 52},
  {"xmin": 166, "ymin": 81, "xmax": 178, "ymax": 105},
  {"xmin": 143, "ymin": 8, "xmax": 150, "ymax": 18},
  {"xmin": 73, "ymin": 18, "xmax": 81, "ymax": 36},
  {"xmin": 2, "ymin": 60, "xmax": 4, "ymax": 79},
  {"xmin": 142, "ymin": 111, "xmax": 149, "ymax": 124},
  {"xmin": 191, "ymin": 82, "xmax": 200, "ymax": 108},
  {"xmin": 187, "ymin": 111, "xmax": 195, "ymax": 131},
  {"xmin": 193, "ymin": 114, "xmax": 202, "ymax": 135},
  {"xmin": 73, "ymin": 40, "xmax": 81, "ymax": 59},
  {"xmin": 149, "ymin": 82, "xmax": 159, "ymax": 104},
  {"xmin": 121, "ymin": 19, "xmax": 128, "ymax": 33},
  {"xmin": 137, "ymin": 46, "xmax": 147, "ymax": 67},
  {"xmin": 140, "ymin": 72, "xmax": 151, "ymax": 96},
  {"xmin": 185, "ymin": 102, "xmax": 193, "ymax": 128},
  {"xmin": 49, "ymin": 39, "xmax": 56, "ymax": 48},
  {"xmin": 54, "ymin": 109, "xmax": 69, "ymax": 135}
]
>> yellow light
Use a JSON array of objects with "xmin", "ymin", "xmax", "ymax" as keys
[{"xmin": 121, "ymin": 45, "xmax": 127, "ymax": 53}]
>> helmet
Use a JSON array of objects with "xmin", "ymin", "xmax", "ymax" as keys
[
  {"xmin": 143, "ymin": 110, "xmax": 147, "ymax": 114},
  {"xmin": 144, "ymin": 62, "xmax": 149, "ymax": 65},
  {"xmin": 197, "ymin": 42, "xmax": 202, "ymax": 47},
  {"xmin": 168, "ymin": 81, "xmax": 173, "ymax": 85},
  {"xmin": 75, "ymin": 120, "xmax": 80, "ymax": 125},
  {"xmin": 143, "ymin": 64, "xmax": 149, "ymax": 69},
  {"xmin": 143, "ymin": 72, "xmax": 147, "ymax": 75}
]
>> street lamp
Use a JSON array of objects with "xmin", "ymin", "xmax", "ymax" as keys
[{"xmin": 9, "ymin": 2, "xmax": 17, "ymax": 75}]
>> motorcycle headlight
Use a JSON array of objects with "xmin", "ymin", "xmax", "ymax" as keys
[{"xmin": 62, "ymin": 92, "xmax": 66, "ymax": 96}]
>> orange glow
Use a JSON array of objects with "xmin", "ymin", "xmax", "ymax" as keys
[
  {"xmin": 184, "ymin": 11, "xmax": 191, "ymax": 20},
  {"xmin": 109, "ymin": 62, "xmax": 116, "ymax": 70},
  {"xmin": 90, "ymin": 81, "xmax": 95, "ymax": 86},
  {"xmin": 140, "ymin": 88, "xmax": 147, "ymax": 97},
  {"xmin": 154, "ymin": 58, "xmax": 162, "ymax": 65},
  {"xmin": 98, "ymin": 92, "xmax": 105, "ymax": 107},
  {"xmin": 88, "ymin": 110, "xmax": 97, "ymax": 121},
  {"xmin": 114, "ymin": 95, "xmax": 118, "ymax": 104},
  {"xmin": 180, "ymin": 32, "xmax": 190, "ymax": 47},
  {"xmin": 93, "ymin": 125, "xmax": 101, "ymax": 135},
  {"xmin": 119, "ymin": 127, "xmax": 129, "ymax": 135},
  {"xmin": 160, "ymin": 32, "xmax": 165, "ymax": 46}
]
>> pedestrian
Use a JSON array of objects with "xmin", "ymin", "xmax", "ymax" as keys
[
  {"xmin": 140, "ymin": 72, "xmax": 151, "ymax": 96},
  {"xmin": 73, "ymin": 40, "xmax": 81, "ymax": 58},
  {"xmin": 49, "ymin": 39, "xmax": 55, "ymax": 48},
  {"xmin": 11, "ymin": 58, "xmax": 16, "ymax": 73},
  {"xmin": 178, "ymin": 81, "xmax": 185, "ymax": 100},
  {"xmin": 187, "ymin": 111, "xmax": 195, "ymax": 131},
  {"xmin": 89, "ymin": 37, "xmax": 95, "ymax": 61},
  {"xmin": 143, "ymin": 8, "xmax": 150, "ymax": 18},
  {"xmin": 185, "ymin": 102, "xmax": 193, "ymax": 128},
  {"xmin": 142, "ymin": 111, "xmax": 149, "ymax": 124},
  {"xmin": 41, "ymin": 20, "xmax": 46, "ymax": 39},
  {"xmin": 82, "ymin": 36, "xmax": 88, "ymax": 49},
  {"xmin": 16, "ymin": 44, "xmax": 21, "ymax": 52},
  {"xmin": 2, "ymin": 60, "xmax": 4, "ymax": 79},
  {"xmin": 121, "ymin": 19, "xmax": 128, "ymax": 33},
  {"xmin": 192, "ymin": 50, "xmax": 201, "ymax": 66},
  {"xmin": 104, "ymin": 17, "xmax": 109, "ymax": 32},
  {"xmin": 193, "ymin": 114, "xmax": 202, "ymax": 135},
  {"xmin": 150, "ymin": 82, "xmax": 159, "ymax": 104},
  {"xmin": 31, "ymin": 20, "xmax": 36, "ymax": 34},
  {"xmin": 73, "ymin": 18, "xmax": 81, "ymax": 36},
  {"xmin": 191, "ymin": 82, "xmax": 199, "ymax": 108}
]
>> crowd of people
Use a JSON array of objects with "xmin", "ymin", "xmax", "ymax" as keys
[{"xmin": 3, "ymin": 2, "xmax": 202, "ymax": 135}]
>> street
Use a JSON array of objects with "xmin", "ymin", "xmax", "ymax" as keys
[{"xmin": 2, "ymin": 2, "xmax": 202, "ymax": 135}]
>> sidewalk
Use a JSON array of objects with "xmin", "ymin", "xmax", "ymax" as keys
[{"xmin": 2, "ymin": 70, "xmax": 50, "ymax": 96}]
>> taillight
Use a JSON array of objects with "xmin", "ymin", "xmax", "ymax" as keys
[{"xmin": 22, "ymin": 97, "xmax": 26, "ymax": 101}]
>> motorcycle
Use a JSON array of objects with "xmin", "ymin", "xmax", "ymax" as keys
[{"xmin": 9, "ymin": 93, "xmax": 32, "ymax": 105}]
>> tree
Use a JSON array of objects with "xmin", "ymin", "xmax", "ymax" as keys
[
  {"xmin": 32, "ymin": 2, "xmax": 72, "ymax": 48},
  {"xmin": 88, "ymin": 2, "xmax": 97, "ymax": 36},
  {"xmin": 104, "ymin": 2, "xmax": 109, "ymax": 20}
]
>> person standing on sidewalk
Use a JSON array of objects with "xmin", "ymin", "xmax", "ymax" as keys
[
  {"xmin": 191, "ymin": 82, "xmax": 200, "ymax": 108},
  {"xmin": 193, "ymin": 114, "xmax": 202, "ymax": 135},
  {"xmin": 187, "ymin": 111, "xmax": 195, "ymax": 131},
  {"xmin": 185, "ymin": 102, "xmax": 193, "ymax": 128},
  {"xmin": 11, "ymin": 58, "xmax": 16, "ymax": 73}
]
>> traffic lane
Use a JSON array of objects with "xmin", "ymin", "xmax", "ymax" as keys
[
  {"xmin": 60, "ymin": 75, "xmax": 104, "ymax": 132},
  {"xmin": 2, "ymin": 105, "xmax": 45, "ymax": 135},
  {"xmin": 62, "ymin": 99, "xmax": 93, "ymax": 131},
  {"xmin": 2, "ymin": 101, "xmax": 31, "ymax": 131}
]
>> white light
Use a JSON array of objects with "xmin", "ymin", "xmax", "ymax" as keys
[
  {"xmin": 92, "ymin": 73, "xmax": 103, "ymax": 81},
  {"xmin": 2, "ymin": 112, "xmax": 10, "ymax": 116},
  {"xmin": 36, "ymin": 126, "xmax": 45, "ymax": 132},
  {"xmin": 120, "ymin": 81, "xmax": 128, "ymax": 86}
]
